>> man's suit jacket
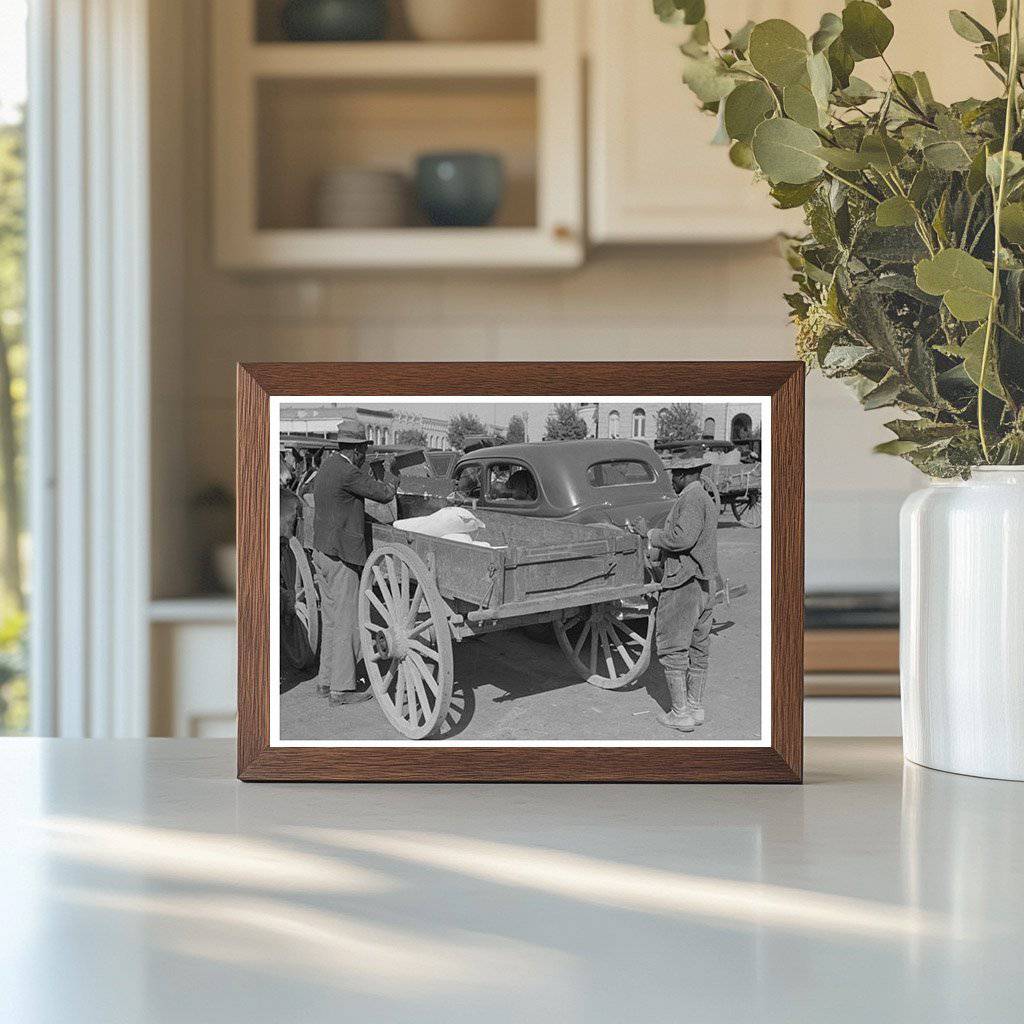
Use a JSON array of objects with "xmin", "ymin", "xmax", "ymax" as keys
[{"xmin": 313, "ymin": 452, "xmax": 398, "ymax": 566}]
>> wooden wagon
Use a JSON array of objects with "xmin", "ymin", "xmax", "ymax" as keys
[
  {"xmin": 707, "ymin": 460, "xmax": 761, "ymax": 529},
  {"xmin": 357, "ymin": 511, "xmax": 663, "ymax": 739}
]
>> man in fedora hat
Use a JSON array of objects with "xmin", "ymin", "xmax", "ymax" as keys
[
  {"xmin": 647, "ymin": 453, "xmax": 720, "ymax": 733},
  {"xmin": 312, "ymin": 418, "xmax": 399, "ymax": 705}
]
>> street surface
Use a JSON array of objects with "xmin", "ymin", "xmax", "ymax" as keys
[{"xmin": 280, "ymin": 522, "xmax": 762, "ymax": 742}]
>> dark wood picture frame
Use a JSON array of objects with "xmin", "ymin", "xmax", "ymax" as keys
[{"xmin": 237, "ymin": 362, "xmax": 804, "ymax": 782}]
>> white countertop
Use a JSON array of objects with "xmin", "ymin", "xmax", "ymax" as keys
[{"xmin": 1, "ymin": 738, "xmax": 1021, "ymax": 1023}]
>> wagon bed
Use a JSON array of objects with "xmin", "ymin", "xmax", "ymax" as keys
[{"xmin": 359, "ymin": 511, "xmax": 661, "ymax": 738}]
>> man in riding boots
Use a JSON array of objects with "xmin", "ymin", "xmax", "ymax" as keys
[
  {"xmin": 647, "ymin": 454, "xmax": 719, "ymax": 734},
  {"xmin": 312, "ymin": 419, "xmax": 400, "ymax": 706}
]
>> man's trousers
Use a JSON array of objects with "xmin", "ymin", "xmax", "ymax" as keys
[
  {"xmin": 655, "ymin": 576, "xmax": 713, "ymax": 674},
  {"xmin": 312, "ymin": 551, "xmax": 361, "ymax": 694}
]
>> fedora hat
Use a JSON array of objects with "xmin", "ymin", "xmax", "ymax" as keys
[
  {"xmin": 663, "ymin": 453, "xmax": 710, "ymax": 472},
  {"xmin": 336, "ymin": 418, "xmax": 370, "ymax": 445}
]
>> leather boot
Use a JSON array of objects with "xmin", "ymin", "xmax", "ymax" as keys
[
  {"xmin": 658, "ymin": 670, "xmax": 696, "ymax": 733},
  {"xmin": 687, "ymin": 668, "xmax": 708, "ymax": 726}
]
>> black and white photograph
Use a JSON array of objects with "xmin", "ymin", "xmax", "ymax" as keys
[{"xmin": 271, "ymin": 395, "xmax": 769, "ymax": 746}]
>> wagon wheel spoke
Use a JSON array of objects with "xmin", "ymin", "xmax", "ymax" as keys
[
  {"xmin": 371, "ymin": 565, "xmax": 397, "ymax": 616},
  {"xmin": 572, "ymin": 621, "xmax": 592, "ymax": 657},
  {"xmin": 385, "ymin": 554, "xmax": 404, "ymax": 609},
  {"xmin": 609, "ymin": 626, "xmax": 637, "ymax": 669},
  {"xmin": 393, "ymin": 664, "xmax": 408, "ymax": 718},
  {"xmin": 589, "ymin": 627, "xmax": 598, "ymax": 676},
  {"xmin": 407, "ymin": 658, "xmax": 431, "ymax": 718},
  {"xmin": 400, "ymin": 559, "xmax": 410, "ymax": 602},
  {"xmin": 407, "ymin": 638, "xmax": 440, "ymax": 662},
  {"xmin": 600, "ymin": 628, "xmax": 616, "ymax": 678},
  {"xmin": 611, "ymin": 619, "xmax": 647, "ymax": 648},
  {"xmin": 407, "ymin": 650, "xmax": 440, "ymax": 697},
  {"xmin": 405, "ymin": 667, "xmax": 420, "ymax": 727},
  {"xmin": 407, "ymin": 614, "xmax": 434, "ymax": 640},
  {"xmin": 367, "ymin": 590, "xmax": 391, "ymax": 622},
  {"xmin": 405, "ymin": 585, "xmax": 425, "ymax": 625}
]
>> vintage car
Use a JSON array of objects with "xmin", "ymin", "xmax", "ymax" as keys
[{"xmin": 398, "ymin": 439, "xmax": 679, "ymax": 531}]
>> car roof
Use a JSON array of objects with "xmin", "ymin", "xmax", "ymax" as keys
[{"xmin": 460, "ymin": 438, "xmax": 660, "ymax": 464}]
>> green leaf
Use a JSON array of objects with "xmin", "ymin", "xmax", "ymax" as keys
[
  {"xmin": 959, "ymin": 324, "xmax": 1006, "ymax": 398},
  {"xmin": 915, "ymin": 249, "xmax": 994, "ymax": 321},
  {"xmin": 810, "ymin": 12, "xmax": 843, "ymax": 54},
  {"xmin": 874, "ymin": 439, "xmax": 922, "ymax": 455},
  {"xmin": 807, "ymin": 51, "xmax": 833, "ymax": 110},
  {"xmin": 912, "ymin": 71, "xmax": 935, "ymax": 105},
  {"xmin": 948, "ymin": 10, "xmax": 993, "ymax": 44},
  {"xmin": 752, "ymin": 117, "xmax": 827, "ymax": 184},
  {"xmin": 986, "ymin": 150, "xmax": 1024, "ymax": 190},
  {"xmin": 748, "ymin": 19, "xmax": 810, "ymax": 87},
  {"xmin": 875, "ymin": 196, "xmax": 918, "ymax": 228},
  {"xmin": 884, "ymin": 418, "xmax": 963, "ymax": 443},
  {"xmin": 770, "ymin": 179, "xmax": 820, "ymax": 209},
  {"xmin": 967, "ymin": 143, "xmax": 993, "ymax": 193},
  {"xmin": 909, "ymin": 165, "xmax": 936, "ymax": 205},
  {"xmin": 681, "ymin": 55, "xmax": 736, "ymax": 103},
  {"xmin": 993, "ymin": 0, "xmax": 1008, "ymax": 24},
  {"xmin": 728, "ymin": 140, "xmax": 757, "ymax": 169},
  {"xmin": 783, "ymin": 83, "xmax": 822, "ymax": 128},
  {"xmin": 862, "ymin": 374, "xmax": 902, "ymax": 410},
  {"xmin": 654, "ymin": 0, "xmax": 705, "ymax": 25},
  {"xmin": 815, "ymin": 145, "xmax": 872, "ymax": 170},
  {"xmin": 836, "ymin": 75, "xmax": 877, "ymax": 105},
  {"xmin": 923, "ymin": 141, "xmax": 973, "ymax": 171},
  {"xmin": 842, "ymin": 1, "xmax": 894, "ymax": 60},
  {"xmin": 860, "ymin": 133, "xmax": 905, "ymax": 173},
  {"xmin": 827, "ymin": 35, "xmax": 855, "ymax": 89},
  {"xmin": 724, "ymin": 20, "xmax": 755, "ymax": 53},
  {"xmin": 723, "ymin": 81, "xmax": 775, "ymax": 143},
  {"xmin": 1000, "ymin": 202, "xmax": 1024, "ymax": 242}
]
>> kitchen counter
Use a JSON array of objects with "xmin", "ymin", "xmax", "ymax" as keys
[{"xmin": 2, "ymin": 738, "xmax": 1021, "ymax": 1022}]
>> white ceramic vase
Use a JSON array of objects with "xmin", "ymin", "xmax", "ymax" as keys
[{"xmin": 900, "ymin": 467, "xmax": 1024, "ymax": 780}]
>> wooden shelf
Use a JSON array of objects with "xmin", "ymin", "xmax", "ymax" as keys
[
  {"xmin": 804, "ymin": 628, "xmax": 900, "ymax": 675},
  {"xmin": 219, "ymin": 227, "xmax": 579, "ymax": 270},
  {"xmin": 249, "ymin": 42, "xmax": 545, "ymax": 79}
]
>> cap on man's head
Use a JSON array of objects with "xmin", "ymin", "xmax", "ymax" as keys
[
  {"xmin": 336, "ymin": 418, "xmax": 370, "ymax": 446},
  {"xmin": 663, "ymin": 453, "xmax": 711, "ymax": 472}
]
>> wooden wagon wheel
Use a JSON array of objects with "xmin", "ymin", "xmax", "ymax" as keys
[
  {"xmin": 358, "ymin": 543, "xmax": 454, "ymax": 739},
  {"xmin": 287, "ymin": 536, "xmax": 319, "ymax": 654},
  {"xmin": 554, "ymin": 596, "xmax": 655, "ymax": 690},
  {"xmin": 732, "ymin": 490, "xmax": 762, "ymax": 529}
]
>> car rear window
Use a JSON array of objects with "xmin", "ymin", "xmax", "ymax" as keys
[{"xmin": 587, "ymin": 460, "xmax": 657, "ymax": 487}]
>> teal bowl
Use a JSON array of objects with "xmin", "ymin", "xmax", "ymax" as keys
[
  {"xmin": 281, "ymin": 0, "xmax": 388, "ymax": 42},
  {"xmin": 415, "ymin": 152, "xmax": 505, "ymax": 228}
]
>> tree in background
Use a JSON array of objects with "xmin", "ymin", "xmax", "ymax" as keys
[
  {"xmin": 506, "ymin": 414, "xmax": 526, "ymax": 443},
  {"xmin": 0, "ymin": 109, "xmax": 27, "ymax": 732},
  {"xmin": 447, "ymin": 413, "xmax": 486, "ymax": 450},
  {"xmin": 544, "ymin": 403, "xmax": 589, "ymax": 440},
  {"xmin": 656, "ymin": 403, "xmax": 701, "ymax": 442},
  {"xmin": 396, "ymin": 427, "xmax": 427, "ymax": 446}
]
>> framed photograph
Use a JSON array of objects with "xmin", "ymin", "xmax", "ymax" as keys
[{"xmin": 238, "ymin": 362, "xmax": 804, "ymax": 782}]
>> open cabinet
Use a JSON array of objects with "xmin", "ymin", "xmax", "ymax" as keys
[{"xmin": 211, "ymin": 0, "xmax": 583, "ymax": 268}]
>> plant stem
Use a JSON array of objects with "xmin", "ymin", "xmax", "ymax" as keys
[
  {"xmin": 821, "ymin": 167, "xmax": 879, "ymax": 203},
  {"xmin": 979, "ymin": 0, "xmax": 1021, "ymax": 462}
]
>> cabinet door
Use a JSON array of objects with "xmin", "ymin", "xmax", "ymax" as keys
[{"xmin": 588, "ymin": 1, "xmax": 813, "ymax": 243}]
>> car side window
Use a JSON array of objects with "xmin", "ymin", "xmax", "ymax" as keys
[
  {"xmin": 587, "ymin": 459, "xmax": 657, "ymax": 486},
  {"xmin": 450, "ymin": 463, "xmax": 482, "ymax": 500},
  {"xmin": 486, "ymin": 462, "xmax": 538, "ymax": 504}
]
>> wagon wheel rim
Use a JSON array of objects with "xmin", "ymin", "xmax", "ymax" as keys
[
  {"xmin": 732, "ymin": 492, "xmax": 761, "ymax": 529},
  {"xmin": 288, "ymin": 536, "xmax": 319, "ymax": 653},
  {"xmin": 554, "ymin": 598, "xmax": 655, "ymax": 690},
  {"xmin": 358, "ymin": 543, "xmax": 454, "ymax": 739}
]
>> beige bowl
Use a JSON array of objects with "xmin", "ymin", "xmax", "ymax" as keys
[
  {"xmin": 404, "ymin": 0, "xmax": 534, "ymax": 42},
  {"xmin": 314, "ymin": 168, "xmax": 410, "ymax": 228}
]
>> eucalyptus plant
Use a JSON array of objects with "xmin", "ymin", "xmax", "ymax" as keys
[{"xmin": 658, "ymin": 0, "xmax": 1024, "ymax": 474}]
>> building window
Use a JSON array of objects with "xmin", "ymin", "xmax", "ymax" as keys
[
  {"xmin": 731, "ymin": 413, "xmax": 753, "ymax": 441},
  {"xmin": 607, "ymin": 410, "xmax": 620, "ymax": 438},
  {"xmin": 632, "ymin": 408, "xmax": 646, "ymax": 438},
  {"xmin": 703, "ymin": 417, "xmax": 716, "ymax": 438}
]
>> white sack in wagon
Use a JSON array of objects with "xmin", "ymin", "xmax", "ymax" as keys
[{"xmin": 394, "ymin": 507, "xmax": 486, "ymax": 538}]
